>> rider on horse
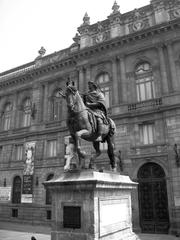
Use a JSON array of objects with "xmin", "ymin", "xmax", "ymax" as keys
[{"xmin": 83, "ymin": 81, "xmax": 108, "ymax": 141}]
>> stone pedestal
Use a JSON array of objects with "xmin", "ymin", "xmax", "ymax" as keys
[{"xmin": 43, "ymin": 170, "xmax": 139, "ymax": 240}]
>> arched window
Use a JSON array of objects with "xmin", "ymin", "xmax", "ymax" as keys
[
  {"xmin": 22, "ymin": 98, "xmax": 31, "ymax": 127},
  {"xmin": 96, "ymin": 72, "xmax": 111, "ymax": 109},
  {"xmin": 3, "ymin": 103, "xmax": 12, "ymax": 131},
  {"xmin": 12, "ymin": 176, "xmax": 22, "ymax": 204},
  {"xmin": 135, "ymin": 62, "xmax": 155, "ymax": 102},
  {"xmin": 46, "ymin": 174, "xmax": 54, "ymax": 205},
  {"xmin": 51, "ymin": 90, "xmax": 62, "ymax": 121}
]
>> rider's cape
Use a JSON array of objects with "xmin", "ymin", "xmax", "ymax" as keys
[{"xmin": 85, "ymin": 90, "xmax": 107, "ymax": 116}]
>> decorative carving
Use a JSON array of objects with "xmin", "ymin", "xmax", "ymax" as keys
[
  {"xmin": 35, "ymin": 47, "xmax": 46, "ymax": 60},
  {"xmin": 127, "ymin": 8, "xmax": 149, "ymax": 33},
  {"xmin": 111, "ymin": 1, "xmax": 120, "ymax": 14},
  {"xmin": 132, "ymin": 9, "xmax": 145, "ymax": 32},
  {"xmin": 173, "ymin": 9, "xmax": 180, "ymax": 17},
  {"xmin": 73, "ymin": 33, "xmax": 80, "ymax": 44},
  {"xmin": 129, "ymin": 18, "xmax": 149, "ymax": 33},
  {"xmin": 134, "ymin": 9, "xmax": 142, "ymax": 20},
  {"xmin": 95, "ymin": 22, "xmax": 106, "ymax": 43},
  {"xmin": 70, "ymin": 33, "xmax": 80, "ymax": 51},
  {"xmin": 82, "ymin": 12, "xmax": 90, "ymax": 25},
  {"xmin": 78, "ymin": 13, "xmax": 90, "ymax": 35},
  {"xmin": 132, "ymin": 21, "xmax": 145, "ymax": 32},
  {"xmin": 38, "ymin": 46, "xmax": 46, "ymax": 56}
]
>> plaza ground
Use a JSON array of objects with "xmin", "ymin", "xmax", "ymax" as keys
[{"xmin": 0, "ymin": 221, "xmax": 179, "ymax": 240}]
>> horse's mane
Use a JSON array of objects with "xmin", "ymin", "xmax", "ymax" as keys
[{"xmin": 66, "ymin": 85, "xmax": 78, "ymax": 95}]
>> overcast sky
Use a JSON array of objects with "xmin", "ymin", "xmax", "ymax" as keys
[{"xmin": 0, "ymin": 0, "xmax": 150, "ymax": 73}]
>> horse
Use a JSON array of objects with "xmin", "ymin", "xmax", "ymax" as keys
[{"xmin": 60, "ymin": 84, "xmax": 117, "ymax": 171}]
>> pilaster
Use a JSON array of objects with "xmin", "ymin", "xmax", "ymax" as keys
[
  {"xmin": 156, "ymin": 44, "xmax": 169, "ymax": 95},
  {"xmin": 118, "ymin": 55, "xmax": 127, "ymax": 103},
  {"xmin": 166, "ymin": 41, "xmax": 179, "ymax": 91},
  {"xmin": 84, "ymin": 65, "xmax": 91, "ymax": 92},
  {"xmin": 77, "ymin": 67, "xmax": 85, "ymax": 93},
  {"xmin": 43, "ymin": 83, "xmax": 49, "ymax": 122},
  {"xmin": 111, "ymin": 57, "xmax": 119, "ymax": 105},
  {"xmin": 11, "ymin": 93, "xmax": 18, "ymax": 129},
  {"xmin": 13, "ymin": 92, "xmax": 19, "ymax": 129},
  {"xmin": 31, "ymin": 83, "xmax": 41, "ymax": 125},
  {"xmin": 126, "ymin": 72, "xmax": 135, "ymax": 103}
]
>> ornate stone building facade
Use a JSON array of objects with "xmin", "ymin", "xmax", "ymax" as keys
[{"xmin": 0, "ymin": 0, "xmax": 180, "ymax": 235}]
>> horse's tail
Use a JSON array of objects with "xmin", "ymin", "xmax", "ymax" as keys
[{"xmin": 108, "ymin": 118, "xmax": 116, "ymax": 137}]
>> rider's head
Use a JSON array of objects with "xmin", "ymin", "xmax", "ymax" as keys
[{"xmin": 88, "ymin": 81, "xmax": 98, "ymax": 91}]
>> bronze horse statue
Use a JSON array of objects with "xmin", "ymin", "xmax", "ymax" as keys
[{"xmin": 59, "ymin": 84, "xmax": 117, "ymax": 171}]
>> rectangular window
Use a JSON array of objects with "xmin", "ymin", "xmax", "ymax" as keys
[
  {"xmin": 12, "ymin": 209, "xmax": 18, "ymax": 218},
  {"xmin": 139, "ymin": 124, "xmax": 155, "ymax": 145},
  {"xmin": 53, "ymin": 100, "xmax": 62, "ymax": 121},
  {"xmin": 23, "ymin": 112, "xmax": 31, "ymax": 127},
  {"xmin": 16, "ymin": 145, "xmax": 23, "ymax": 161},
  {"xmin": 54, "ymin": 102, "xmax": 59, "ymax": 120},
  {"xmin": 47, "ymin": 140, "xmax": 57, "ymax": 157},
  {"xmin": 4, "ymin": 116, "xmax": 11, "ymax": 130},
  {"xmin": 136, "ymin": 77, "xmax": 155, "ymax": 102},
  {"xmin": 46, "ymin": 210, "xmax": 52, "ymax": 220}
]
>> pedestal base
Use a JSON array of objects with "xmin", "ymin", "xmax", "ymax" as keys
[{"xmin": 44, "ymin": 170, "xmax": 139, "ymax": 240}]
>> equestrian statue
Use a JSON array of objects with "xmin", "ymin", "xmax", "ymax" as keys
[{"xmin": 59, "ymin": 81, "xmax": 117, "ymax": 171}]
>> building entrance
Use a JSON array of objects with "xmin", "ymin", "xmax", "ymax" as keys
[{"xmin": 138, "ymin": 162, "xmax": 169, "ymax": 233}]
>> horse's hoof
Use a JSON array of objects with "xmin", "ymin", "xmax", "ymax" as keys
[
  {"xmin": 111, "ymin": 167, "xmax": 117, "ymax": 172},
  {"xmin": 89, "ymin": 163, "xmax": 96, "ymax": 170},
  {"xmin": 89, "ymin": 164, "xmax": 93, "ymax": 169}
]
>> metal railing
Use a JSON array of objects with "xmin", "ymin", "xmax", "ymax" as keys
[{"xmin": 128, "ymin": 97, "xmax": 162, "ymax": 111}]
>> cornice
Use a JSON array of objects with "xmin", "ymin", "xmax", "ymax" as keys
[
  {"xmin": 0, "ymin": 18, "xmax": 180, "ymax": 90},
  {"xmin": 70, "ymin": 18, "xmax": 180, "ymax": 61},
  {"xmin": 0, "ymin": 74, "xmax": 33, "ymax": 90}
]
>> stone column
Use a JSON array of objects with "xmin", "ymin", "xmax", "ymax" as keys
[
  {"xmin": 31, "ymin": 84, "xmax": 41, "ymax": 125},
  {"xmin": 84, "ymin": 65, "xmax": 91, "ymax": 92},
  {"xmin": 12, "ymin": 93, "xmax": 18, "ymax": 129},
  {"xmin": 112, "ymin": 57, "xmax": 119, "ymax": 105},
  {"xmin": 43, "ymin": 83, "xmax": 49, "ymax": 122},
  {"xmin": 78, "ymin": 67, "xmax": 84, "ymax": 93},
  {"xmin": 119, "ymin": 55, "xmax": 127, "ymax": 103},
  {"xmin": 166, "ymin": 42, "xmax": 179, "ymax": 91},
  {"xmin": 126, "ymin": 72, "xmax": 135, "ymax": 103},
  {"xmin": 39, "ymin": 84, "xmax": 44, "ymax": 122},
  {"xmin": 157, "ymin": 44, "xmax": 169, "ymax": 94},
  {"xmin": 152, "ymin": 65, "xmax": 162, "ymax": 97}
]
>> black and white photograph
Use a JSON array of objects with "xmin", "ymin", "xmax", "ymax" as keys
[{"xmin": 0, "ymin": 0, "xmax": 180, "ymax": 239}]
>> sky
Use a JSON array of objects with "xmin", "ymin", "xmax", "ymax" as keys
[{"xmin": 0, "ymin": 0, "xmax": 150, "ymax": 73}]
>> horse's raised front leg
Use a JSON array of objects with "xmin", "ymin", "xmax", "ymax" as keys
[
  {"xmin": 89, "ymin": 141, "xmax": 101, "ymax": 169},
  {"xmin": 74, "ymin": 129, "xmax": 90, "ymax": 168}
]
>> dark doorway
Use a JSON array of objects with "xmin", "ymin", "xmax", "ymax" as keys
[
  {"xmin": 12, "ymin": 176, "xmax": 22, "ymax": 204},
  {"xmin": 46, "ymin": 174, "xmax": 54, "ymax": 205},
  {"xmin": 138, "ymin": 162, "xmax": 169, "ymax": 233}
]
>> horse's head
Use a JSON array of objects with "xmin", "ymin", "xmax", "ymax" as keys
[
  {"xmin": 65, "ymin": 85, "xmax": 78, "ymax": 111},
  {"xmin": 57, "ymin": 83, "xmax": 85, "ymax": 113}
]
